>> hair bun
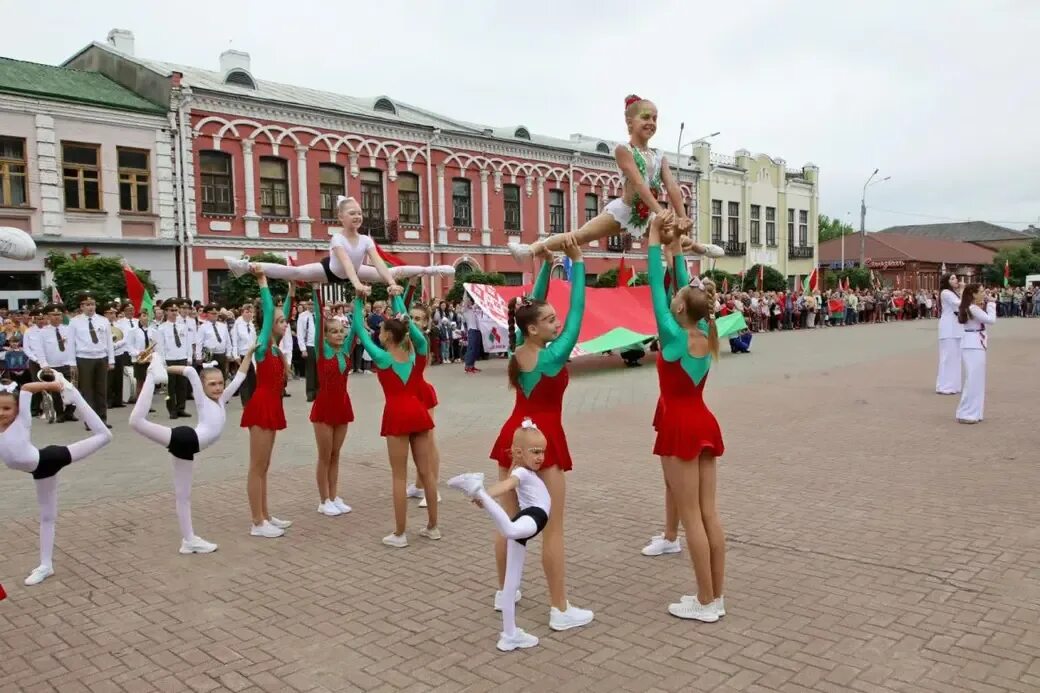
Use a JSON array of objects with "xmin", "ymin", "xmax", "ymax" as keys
[{"xmin": 624, "ymin": 94, "xmax": 642, "ymax": 108}]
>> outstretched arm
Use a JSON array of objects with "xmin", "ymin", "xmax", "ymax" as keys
[
  {"xmin": 391, "ymin": 295, "xmax": 427, "ymax": 356},
  {"xmin": 544, "ymin": 249, "xmax": 586, "ymax": 366},
  {"xmin": 648, "ymin": 215, "xmax": 685, "ymax": 351},
  {"xmin": 365, "ymin": 244, "xmax": 402, "ymax": 295},
  {"xmin": 255, "ymin": 271, "xmax": 273, "ymax": 361},
  {"xmin": 352, "ymin": 299, "xmax": 392, "ymax": 368},
  {"xmin": 311, "ymin": 286, "xmax": 325, "ymax": 353}
]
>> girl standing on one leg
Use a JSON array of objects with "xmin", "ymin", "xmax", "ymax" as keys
[
  {"xmin": 352, "ymin": 293, "xmax": 439, "ymax": 547},
  {"xmin": 955, "ymin": 285, "xmax": 996, "ymax": 425},
  {"xmin": 448, "ymin": 419, "xmax": 551, "ymax": 652},
  {"xmin": 128, "ymin": 351, "xmax": 250, "ymax": 553},
  {"xmin": 309, "ymin": 286, "xmax": 356, "ymax": 517},
  {"xmin": 648, "ymin": 211, "xmax": 727, "ymax": 622},
  {"xmin": 935, "ymin": 273, "xmax": 964, "ymax": 395},
  {"xmin": 490, "ymin": 242, "xmax": 593, "ymax": 631},
  {"xmin": 0, "ymin": 372, "xmax": 112, "ymax": 586},
  {"xmin": 401, "ymin": 283, "xmax": 442, "ymax": 509},
  {"xmin": 242, "ymin": 267, "xmax": 293, "ymax": 538}
]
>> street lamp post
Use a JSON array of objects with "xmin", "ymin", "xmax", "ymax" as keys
[
  {"xmin": 859, "ymin": 169, "xmax": 891, "ymax": 268},
  {"xmin": 674, "ymin": 130, "xmax": 720, "ymax": 245}
]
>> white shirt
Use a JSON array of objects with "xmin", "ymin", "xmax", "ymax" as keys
[
  {"xmin": 125, "ymin": 323, "xmax": 156, "ymax": 360},
  {"xmin": 39, "ymin": 324, "xmax": 76, "ymax": 368},
  {"xmin": 0, "ymin": 391, "xmax": 39, "ymax": 473},
  {"xmin": 463, "ymin": 305, "xmax": 480, "ymax": 331},
  {"xmin": 68, "ymin": 313, "xmax": 115, "ymax": 364},
  {"xmin": 233, "ymin": 317, "xmax": 256, "ymax": 357},
  {"xmin": 195, "ymin": 319, "xmax": 231, "ymax": 359},
  {"xmin": 328, "ymin": 232, "xmax": 374, "ymax": 279},
  {"xmin": 156, "ymin": 321, "xmax": 191, "ymax": 361},
  {"xmin": 960, "ymin": 302, "xmax": 996, "ymax": 351},
  {"xmin": 186, "ymin": 368, "xmax": 247, "ymax": 449},
  {"xmin": 109, "ymin": 319, "xmax": 129, "ymax": 355},
  {"xmin": 296, "ymin": 310, "xmax": 316, "ymax": 348},
  {"xmin": 22, "ymin": 325, "xmax": 45, "ymax": 363},
  {"xmin": 512, "ymin": 466, "xmax": 551, "ymax": 513},
  {"xmin": 114, "ymin": 317, "xmax": 135, "ymax": 356},
  {"xmin": 938, "ymin": 289, "xmax": 964, "ymax": 341}
]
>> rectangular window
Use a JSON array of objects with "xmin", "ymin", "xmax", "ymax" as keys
[
  {"xmin": 799, "ymin": 209, "xmax": 808, "ymax": 247},
  {"xmin": 750, "ymin": 204, "xmax": 761, "ymax": 244},
  {"xmin": 0, "ymin": 137, "xmax": 28, "ymax": 207},
  {"xmin": 318, "ymin": 163, "xmax": 345, "ymax": 221},
  {"xmin": 62, "ymin": 142, "xmax": 102, "ymax": 211},
  {"xmin": 200, "ymin": 151, "xmax": 233, "ymax": 215},
  {"xmin": 766, "ymin": 206, "xmax": 776, "ymax": 246},
  {"xmin": 207, "ymin": 269, "xmax": 230, "ymax": 303},
  {"xmin": 360, "ymin": 169, "xmax": 385, "ymax": 232},
  {"xmin": 397, "ymin": 172, "xmax": 420, "ymax": 225},
  {"xmin": 452, "ymin": 178, "xmax": 471, "ymax": 227},
  {"xmin": 727, "ymin": 201, "xmax": 740, "ymax": 243},
  {"xmin": 584, "ymin": 193, "xmax": 599, "ymax": 223},
  {"xmin": 711, "ymin": 199, "xmax": 722, "ymax": 244},
  {"xmin": 117, "ymin": 148, "xmax": 150, "ymax": 213},
  {"xmin": 259, "ymin": 157, "xmax": 290, "ymax": 217},
  {"xmin": 549, "ymin": 189, "xmax": 565, "ymax": 233},
  {"xmin": 787, "ymin": 208, "xmax": 795, "ymax": 247},
  {"xmin": 503, "ymin": 184, "xmax": 521, "ymax": 231}
]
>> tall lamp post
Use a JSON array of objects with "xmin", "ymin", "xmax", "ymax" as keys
[
  {"xmin": 859, "ymin": 169, "xmax": 891, "ymax": 267},
  {"xmin": 675, "ymin": 130, "xmax": 721, "ymax": 245}
]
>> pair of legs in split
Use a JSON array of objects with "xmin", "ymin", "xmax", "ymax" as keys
[
  {"xmin": 385, "ymin": 430, "xmax": 438, "ymax": 546},
  {"xmin": 511, "ymin": 213, "xmax": 721, "ymax": 260},
  {"xmin": 231, "ymin": 260, "xmax": 454, "ymax": 285},
  {"xmin": 314, "ymin": 422, "xmax": 351, "ymax": 515},
  {"xmin": 29, "ymin": 387, "xmax": 112, "ymax": 585},
  {"xmin": 408, "ymin": 408, "xmax": 441, "ymax": 508},
  {"xmin": 660, "ymin": 452, "xmax": 726, "ymax": 621}
]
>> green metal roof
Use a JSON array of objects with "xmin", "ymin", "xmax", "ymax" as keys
[{"xmin": 0, "ymin": 57, "xmax": 165, "ymax": 115}]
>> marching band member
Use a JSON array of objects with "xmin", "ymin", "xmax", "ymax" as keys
[
  {"xmin": 935, "ymin": 273, "xmax": 963, "ymax": 395},
  {"xmin": 233, "ymin": 302, "xmax": 257, "ymax": 405},
  {"xmin": 126, "ymin": 311, "xmax": 157, "ymax": 409},
  {"xmin": 67, "ymin": 292, "xmax": 114, "ymax": 429},
  {"xmin": 955, "ymin": 285, "xmax": 996, "ymax": 424},
  {"xmin": 105, "ymin": 302, "xmax": 131, "ymax": 409},
  {"xmin": 38, "ymin": 304, "xmax": 77, "ymax": 423},
  {"xmin": 156, "ymin": 299, "xmax": 192, "ymax": 419},
  {"xmin": 196, "ymin": 304, "xmax": 231, "ymax": 381}
]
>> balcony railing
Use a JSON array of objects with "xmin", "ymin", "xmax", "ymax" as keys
[
  {"xmin": 724, "ymin": 240, "xmax": 746, "ymax": 256},
  {"xmin": 361, "ymin": 218, "xmax": 398, "ymax": 243},
  {"xmin": 606, "ymin": 235, "xmax": 632, "ymax": 253},
  {"xmin": 788, "ymin": 245, "xmax": 814, "ymax": 259}
]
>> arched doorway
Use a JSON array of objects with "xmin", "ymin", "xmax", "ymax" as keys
[{"xmin": 456, "ymin": 261, "xmax": 476, "ymax": 279}]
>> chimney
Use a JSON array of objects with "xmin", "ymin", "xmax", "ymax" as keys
[
  {"xmin": 107, "ymin": 29, "xmax": 135, "ymax": 56},
  {"xmin": 220, "ymin": 49, "xmax": 251, "ymax": 75},
  {"xmin": 570, "ymin": 133, "xmax": 584, "ymax": 142}
]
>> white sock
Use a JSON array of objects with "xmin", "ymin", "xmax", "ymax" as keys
[
  {"xmin": 253, "ymin": 261, "xmax": 327, "ymax": 283},
  {"xmin": 172, "ymin": 458, "xmax": 194, "ymax": 542},
  {"xmin": 501, "ymin": 540, "xmax": 526, "ymax": 637},
  {"xmin": 476, "ymin": 489, "xmax": 537, "ymax": 541},
  {"xmin": 34, "ymin": 476, "xmax": 58, "ymax": 569}
]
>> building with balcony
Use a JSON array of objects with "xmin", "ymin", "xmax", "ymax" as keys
[{"xmin": 0, "ymin": 55, "xmax": 178, "ymax": 309}]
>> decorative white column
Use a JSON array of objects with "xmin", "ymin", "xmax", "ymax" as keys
[
  {"xmin": 242, "ymin": 138, "xmax": 260, "ymax": 238},
  {"xmin": 295, "ymin": 145, "xmax": 312, "ymax": 240},
  {"xmin": 436, "ymin": 164, "xmax": 448, "ymax": 244},
  {"xmin": 536, "ymin": 175, "xmax": 546, "ymax": 238},
  {"xmin": 34, "ymin": 114, "xmax": 62, "ymax": 236},
  {"xmin": 479, "ymin": 169, "xmax": 491, "ymax": 245}
]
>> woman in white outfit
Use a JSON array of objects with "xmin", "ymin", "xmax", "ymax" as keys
[
  {"xmin": 955, "ymin": 285, "xmax": 996, "ymax": 424},
  {"xmin": 935, "ymin": 273, "xmax": 963, "ymax": 395}
]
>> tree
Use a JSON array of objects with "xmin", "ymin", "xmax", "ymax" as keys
[
  {"xmin": 218, "ymin": 253, "xmax": 289, "ymax": 308},
  {"xmin": 982, "ymin": 240, "xmax": 1040, "ymax": 287},
  {"xmin": 825, "ymin": 267, "xmax": 872, "ymax": 290},
  {"xmin": 701, "ymin": 268, "xmax": 737, "ymax": 290},
  {"xmin": 818, "ymin": 214, "xmax": 855, "ymax": 243},
  {"xmin": 596, "ymin": 268, "xmax": 649, "ymax": 288},
  {"xmin": 740, "ymin": 264, "xmax": 786, "ymax": 292},
  {"xmin": 445, "ymin": 270, "xmax": 506, "ymax": 304},
  {"xmin": 48, "ymin": 251, "xmax": 157, "ymax": 308}
]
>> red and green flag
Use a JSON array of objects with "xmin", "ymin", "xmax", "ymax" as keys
[
  {"xmin": 1003, "ymin": 259, "xmax": 1010, "ymax": 287},
  {"xmin": 803, "ymin": 268, "xmax": 819, "ymax": 294},
  {"xmin": 616, "ymin": 255, "xmax": 637, "ymax": 287},
  {"xmin": 374, "ymin": 243, "xmax": 406, "ymax": 267},
  {"xmin": 121, "ymin": 260, "xmax": 153, "ymax": 318}
]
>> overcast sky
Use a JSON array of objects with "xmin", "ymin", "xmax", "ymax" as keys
[{"xmin": 6, "ymin": 1, "xmax": 1039, "ymax": 231}]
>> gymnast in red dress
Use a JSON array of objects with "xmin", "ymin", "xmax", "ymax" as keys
[
  {"xmin": 488, "ymin": 243, "xmax": 594, "ymax": 633},
  {"xmin": 241, "ymin": 268, "xmax": 293, "ymax": 539},
  {"xmin": 352, "ymin": 294, "xmax": 438, "ymax": 548},
  {"xmin": 647, "ymin": 211, "xmax": 726, "ymax": 623},
  {"xmin": 402, "ymin": 282, "xmax": 441, "ymax": 509},
  {"xmin": 309, "ymin": 286, "xmax": 355, "ymax": 518}
]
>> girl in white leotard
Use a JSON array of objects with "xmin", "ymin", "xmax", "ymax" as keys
[
  {"xmin": 129, "ymin": 352, "xmax": 250, "ymax": 554},
  {"xmin": 224, "ymin": 197, "xmax": 454, "ymax": 297},
  {"xmin": 0, "ymin": 372, "xmax": 112, "ymax": 587}
]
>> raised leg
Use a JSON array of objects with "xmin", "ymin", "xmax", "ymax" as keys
[
  {"xmin": 64, "ymin": 388, "xmax": 113, "ymax": 461},
  {"xmin": 129, "ymin": 375, "xmax": 172, "ymax": 447}
]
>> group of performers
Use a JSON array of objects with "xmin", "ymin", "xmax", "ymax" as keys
[
  {"xmin": 1, "ymin": 95, "xmax": 730, "ymax": 651},
  {"xmin": 935, "ymin": 274, "xmax": 998, "ymax": 423}
]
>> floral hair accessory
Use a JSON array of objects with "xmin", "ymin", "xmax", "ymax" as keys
[
  {"xmin": 688, "ymin": 276, "xmax": 705, "ymax": 290},
  {"xmin": 0, "ymin": 381, "xmax": 17, "ymax": 394},
  {"xmin": 202, "ymin": 361, "xmax": 219, "ymax": 369},
  {"xmin": 624, "ymin": 94, "xmax": 643, "ymax": 108},
  {"xmin": 521, "ymin": 418, "xmax": 539, "ymax": 430},
  {"xmin": 336, "ymin": 195, "xmax": 348, "ymax": 206},
  {"xmin": 518, "ymin": 293, "xmax": 534, "ymax": 307}
]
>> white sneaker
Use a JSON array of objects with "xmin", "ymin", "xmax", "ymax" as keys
[
  {"xmin": 507, "ymin": 242, "xmax": 533, "ymax": 262},
  {"xmin": 418, "ymin": 491, "xmax": 441, "ymax": 508},
  {"xmin": 549, "ymin": 602, "xmax": 594, "ymax": 631},
  {"xmin": 148, "ymin": 352, "xmax": 168, "ymax": 384},
  {"xmin": 497, "ymin": 629, "xmax": 539, "ymax": 652},
  {"xmin": 419, "ymin": 526, "xmax": 442, "ymax": 540},
  {"xmin": 406, "ymin": 483, "xmax": 423, "ymax": 499},
  {"xmin": 431, "ymin": 265, "xmax": 456, "ymax": 277},
  {"xmin": 641, "ymin": 534, "xmax": 682, "ymax": 556},
  {"xmin": 494, "ymin": 589, "xmax": 522, "ymax": 612},
  {"xmin": 382, "ymin": 532, "xmax": 408, "ymax": 548},
  {"xmin": 24, "ymin": 565, "xmax": 54, "ymax": 586},
  {"xmin": 250, "ymin": 522, "xmax": 284, "ymax": 538},
  {"xmin": 332, "ymin": 497, "xmax": 352, "ymax": 514},
  {"xmin": 682, "ymin": 595, "xmax": 725, "ymax": 617},
  {"xmin": 448, "ymin": 472, "xmax": 485, "ymax": 498},
  {"xmin": 268, "ymin": 517, "xmax": 292, "ymax": 529},
  {"xmin": 225, "ymin": 256, "xmax": 252, "ymax": 278},
  {"xmin": 179, "ymin": 536, "xmax": 218, "ymax": 554},
  {"xmin": 318, "ymin": 500, "xmax": 342, "ymax": 516},
  {"xmin": 669, "ymin": 597, "xmax": 719, "ymax": 622},
  {"xmin": 702, "ymin": 243, "xmax": 725, "ymax": 258}
]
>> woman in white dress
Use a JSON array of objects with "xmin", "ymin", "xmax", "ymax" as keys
[
  {"xmin": 935, "ymin": 273, "xmax": 963, "ymax": 395},
  {"xmin": 955, "ymin": 284, "xmax": 996, "ymax": 424}
]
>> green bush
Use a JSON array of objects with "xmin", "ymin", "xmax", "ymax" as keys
[
  {"xmin": 49, "ymin": 251, "xmax": 157, "ymax": 308},
  {"xmin": 826, "ymin": 267, "xmax": 873, "ymax": 290},
  {"xmin": 740, "ymin": 264, "xmax": 787, "ymax": 292}
]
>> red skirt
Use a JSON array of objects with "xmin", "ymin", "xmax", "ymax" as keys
[
  {"xmin": 652, "ymin": 403, "xmax": 724, "ymax": 460},
  {"xmin": 490, "ymin": 411, "xmax": 571, "ymax": 471},
  {"xmin": 381, "ymin": 396, "xmax": 434, "ymax": 437},
  {"xmin": 417, "ymin": 380, "xmax": 438, "ymax": 410},
  {"xmin": 240, "ymin": 354, "xmax": 286, "ymax": 431},
  {"xmin": 309, "ymin": 388, "xmax": 354, "ymax": 426}
]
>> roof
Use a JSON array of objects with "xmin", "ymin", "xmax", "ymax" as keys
[
  {"xmin": 0, "ymin": 57, "xmax": 165, "ymax": 114},
  {"xmin": 876, "ymin": 221, "xmax": 1030, "ymax": 242},
  {"xmin": 819, "ymin": 232, "xmax": 995, "ymax": 265}
]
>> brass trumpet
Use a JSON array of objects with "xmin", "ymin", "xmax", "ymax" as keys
[{"xmin": 136, "ymin": 342, "xmax": 156, "ymax": 364}]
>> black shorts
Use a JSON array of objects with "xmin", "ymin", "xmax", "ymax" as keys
[
  {"xmin": 167, "ymin": 426, "xmax": 201, "ymax": 461},
  {"xmin": 511, "ymin": 506, "xmax": 549, "ymax": 546},
  {"xmin": 32, "ymin": 446, "xmax": 72, "ymax": 480},
  {"xmin": 320, "ymin": 256, "xmax": 348, "ymax": 284},
  {"xmin": 133, "ymin": 363, "xmax": 149, "ymax": 381}
]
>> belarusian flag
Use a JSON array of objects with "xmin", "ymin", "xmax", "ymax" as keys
[
  {"xmin": 374, "ymin": 243, "xmax": 405, "ymax": 267},
  {"xmin": 757, "ymin": 264, "xmax": 764, "ymax": 291},
  {"xmin": 1003, "ymin": 259, "xmax": 1010, "ymax": 287},
  {"xmin": 721, "ymin": 277, "xmax": 729, "ymax": 294},
  {"xmin": 616, "ymin": 255, "xmax": 636, "ymax": 287},
  {"xmin": 803, "ymin": 268, "xmax": 819, "ymax": 294},
  {"xmin": 121, "ymin": 260, "xmax": 153, "ymax": 318},
  {"xmin": 52, "ymin": 286, "xmax": 62, "ymax": 304}
]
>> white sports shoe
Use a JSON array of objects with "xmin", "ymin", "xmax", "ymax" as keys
[
  {"xmin": 179, "ymin": 536, "xmax": 218, "ymax": 554},
  {"xmin": 268, "ymin": 517, "xmax": 292, "ymax": 529},
  {"xmin": 549, "ymin": 602, "xmax": 594, "ymax": 631},
  {"xmin": 382, "ymin": 532, "xmax": 408, "ymax": 548},
  {"xmin": 682, "ymin": 594, "xmax": 725, "ymax": 617},
  {"xmin": 494, "ymin": 589, "xmax": 522, "ymax": 612},
  {"xmin": 497, "ymin": 629, "xmax": 539, "ymax": 652},
  {"xmin": 702, "ymin": 243, "xmax": 725, "ymax": 258},
  {"xmin": 406, "ymin": 483, "xmax": 423, "ymax": 499},
  {"xmin": 641, "ymin": 534, "xmax": 682, "ymax": 556},
  {"xmin": 24, "ymin": 565, "xmax": 54, "ymax": 586},
  {"xmin": 447, "ymin": 472, "xmax": 485, "ymax": 498},
  {"xmin": 225, "ymin": 256, "xmax": 252, "ymax": 278},
  {"xmin": 507, "ymin": 242, "xmax": 533, "ymax": 263},
  {"xmin": 250, "ymin": 522, "xmax": 284, "ymax": 538},
  {"xmin": 430, "ymin": 265, "xmax": 456, "ymax": 277},
  {"xmin": 668, "ymin": 597, "xmax": 719, "ymax": 622},
  {"xmin": 318, "ymin": 500, "xmax": 342, "ymax": 516},
  {"xmin": 419, "ymin": 526, "xmax": 442, "ymax": 540},
  {"xmin": 418, "ymin": 491, "xmax": 441, "ymax": 508},
  {"xmin": 332, "ymin": 497, "xmax": 352, "ymax": 514}
]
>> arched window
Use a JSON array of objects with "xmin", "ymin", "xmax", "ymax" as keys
[
  {"xmin": 514, "ymin": 126, "xmax": 531, "ymax": 140},
  {"xmin": 596, "ymin": 142, "xmax": 610, "ymax": 154},
  {"xmin": 224, "ymin": 70, "xmax": 256, "ymax": 89},
  {"xmin": 259, "ymin": 157, "xmax": 289, "ymax": 217},
  {"xmin": 360, "ymin": 169, "xmax": 385, "ymax": 237},
  {"xmin": 397, "ymin": 172, "xmax": 420, "ymax": 224},
  {"xmin": 374, "ymin": 97, "xmax": 397, "ymax": 114},
  {"xmin": 452, "ymin": 178, "xmax": 472, "ymax": 227},
  {"xmin": 456, "ymin": 261, "xmax": 475, "ymax": 278},
  {"xmin": 200, "ymin": 150, "xmax": 233, "ymax": 214},
  {"xmin": 318, "ymin": 163, "xmax": 345, "ymax": 220}
]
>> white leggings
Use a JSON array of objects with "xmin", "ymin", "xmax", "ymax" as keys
[
  {"xmin": 249, "ymin": 262, "xmax": 429, "ymax": 284},
  {"xmin": 477, "ymin": 489, "xmax": 539, "ymax": 637},
  {"xmin": 34, "ymin": 387, "xmax": 112, "ymax": 569}
]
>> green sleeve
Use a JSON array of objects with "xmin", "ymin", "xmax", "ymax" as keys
[
  {"xmin": 648, "ymin": 246, "xmax": 684, "ymax": 350},
  {"xmin": 352, "ymin": 299, "xmax": 391, "ymax": 368},
  {"xmin": 544, "ymin": 261, "xmax": 586, "ymax": 366},
  {"xmin": 672, "ymin": 253, "xmax": 691, "ymax": 289},
  {"xmin": 312, "ymin": 287, "xmax": 329, "ymax": 358},
  {"xmin": 256, "ymin": 286, "xmax": 274, "ymax": 361},
  {"xmin": 530, "ymin": 260, "xmax": 551, "ymax": 301},
  {"xmin": 282, "ymin": 291, "xmax": 292, "ymax": 321},
  {"xmin": 391, "ymin": 295, "xmax": 428, "ymax": 356}
]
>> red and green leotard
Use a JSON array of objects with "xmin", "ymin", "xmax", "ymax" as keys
[
  {"xmin": 489, "ymin": 260, "xmax": 585, "ymax": 471},
  {"xmin": 241, "ymin": 286, "xmax": 291, "ymax": 431},
  {"xmin": 403, "ymin": 281, "xmax": 438, "ymax": 411},
  {"xmin": 309, "ymin": 287, "xmax": 355, "ymax": 426}
]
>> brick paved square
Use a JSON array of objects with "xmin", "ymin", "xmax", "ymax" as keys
[{"xmin": 1, "ymin": 320, "xmax": 1038, "ymax": 691}]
